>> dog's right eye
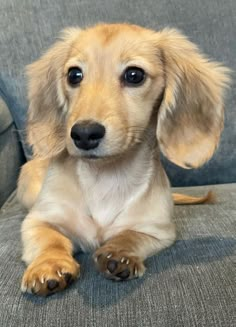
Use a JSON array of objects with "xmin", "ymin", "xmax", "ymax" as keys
[{"xmin": 67, "ymin": 67, "xmax": 83, "ymax": 86}]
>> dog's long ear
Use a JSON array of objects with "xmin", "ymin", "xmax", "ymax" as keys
[
  {"xmin": 26, "ymin": 28, "xmax": 80, "ymax": 158},
  {"xmin": 155, "ymin": 29, "xmax": 230, "ymax": 168}
]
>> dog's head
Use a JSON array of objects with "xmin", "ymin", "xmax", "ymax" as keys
[{"xmin": 27, "ymin": 23, "xmax": 229, "ymax": 168}]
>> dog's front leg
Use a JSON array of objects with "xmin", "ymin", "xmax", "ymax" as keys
[
  {"xmin": 94, "ymin": 228, "xmax": 175, "ymax": 281},
  {"xmin": 21, "ymin": 217, "xmax": 80, "ymax": 296}
]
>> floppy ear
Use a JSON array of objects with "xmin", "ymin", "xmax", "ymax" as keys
[
  {"xmin": 155, "ymin": 29, "xmax": 230, "ymax": 168},
  {"xmin": 26, "ymin": 28, "xmax": 80, "ymax": 158}
]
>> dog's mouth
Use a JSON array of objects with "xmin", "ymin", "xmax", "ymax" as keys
[
  {"xmin": 78, "ymin": 150, "xmax": 113, "ymax": 161},
  {"xmin": 82, "ymin": 154, "xmax": 100, "ymax": 160},
  {"xmin": 78, "ymin": 151, "xmax": 127, "ymax": 164}
]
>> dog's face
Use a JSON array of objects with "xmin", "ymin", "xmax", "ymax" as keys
[
  {"xmin": 64, "ymin": 25, "xmax": 165, "ymax": 159},
  {"xmin": 27, "ymin": 24, "xmax": 229, "ymax": 168},
  {"xmin": 28, "ymin": 25, "xmax": 165, "ymax": 161}
]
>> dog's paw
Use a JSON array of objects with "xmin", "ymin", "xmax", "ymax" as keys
[
  {"xmin": 93, "ymin": 247, "xmax": 146, "ymax": 281},
  {"xmin": 21, "ymin": 255, "xmax": 80, "ymax": 296}
]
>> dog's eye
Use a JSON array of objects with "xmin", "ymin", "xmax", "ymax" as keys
[
  {"xmin": 123, "ymin": 67, "xmax": 146, "ymax": 86},
  {"xmin": 67, "ymin": 67, "xmax": 83, "ymax": 86}
]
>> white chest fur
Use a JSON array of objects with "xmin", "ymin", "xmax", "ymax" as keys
[{"xmin": 77, "ymin": 147, "xmax": 154, "ymax": 227}]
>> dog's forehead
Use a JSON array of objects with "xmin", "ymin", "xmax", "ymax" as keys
[
  {"xmin": 82, "ymin": 23, "xmax": 148, "ymax": 43},
  {"xmin": 70, "ymin": 24, "xmax": 156, "ymax": 61}
]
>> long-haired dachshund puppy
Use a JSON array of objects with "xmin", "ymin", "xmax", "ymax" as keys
[{"xmin": 17, "ymin": 23, "xmax": 229, "ymax": 296}]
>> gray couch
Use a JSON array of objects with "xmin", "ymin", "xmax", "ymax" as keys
[{"xmin": 0, "ymin": 1, "xmax": 235, "ymax": 326}]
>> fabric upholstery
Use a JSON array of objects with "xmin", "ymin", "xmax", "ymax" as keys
[
  {"xmin": 0, "ymin": 0, "xmax": 235, "ymax": 185},
  {"xmin": 0, "ymin": 184, "xmax": 235, "ymax": 327},
  {"xmin": 0, "ymin": 97, "xmax": 13, "ymax": 133},
  {"xmin": 0, "ymin": 97, "xmax": 25, "ymax": 207}
]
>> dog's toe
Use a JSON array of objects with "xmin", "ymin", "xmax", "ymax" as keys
[
  {"xmin": 107, "ymin": 259, "xmax": 118, "ymax": 273},
  {"xmin": 47, "ymin": 279, "xmax": 59, "ymax": 291},
  {"xmin": 116, "ymin": 268, "xmax": 130, "ymax": 280}
]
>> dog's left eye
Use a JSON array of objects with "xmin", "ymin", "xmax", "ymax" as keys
[
  {"xmin": 67, "ymin": 67, "xmax": 83, "ymax": 86},
  {"xmin": 122, "ymin": 67, "xmax": 146, "ymax": 86}
]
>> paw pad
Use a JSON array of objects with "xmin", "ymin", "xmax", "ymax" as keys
[
  {"xmin": 47, "ymin": 279, "xmax": 59, "ymax": 291},
  {"xmin": 107, "ymin": 259, "xmax": 118, "ymax": 273}
]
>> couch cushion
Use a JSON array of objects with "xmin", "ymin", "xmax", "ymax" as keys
[
  {"xmin": 0, "ymin": 97, "xmax": 25, "ymax": 207},
  {"xmin": 0, "ymin": 184, "xmax": 235, "ymax": 327},
  {"xmin": 0, "ymin": 98, "xmax": 13, "ymax": 133},
  {"xmin": 0, "ymin": 0, "xmax": 235, "ymax": 185}
]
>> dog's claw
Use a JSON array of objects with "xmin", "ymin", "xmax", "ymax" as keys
[
  {"xmin": 40, "ymin": 275, "xmax": 45, "ymax": 284},
  {"xmin": 57, "ymin": 270, "xmax": 62, "ymax": 278}
]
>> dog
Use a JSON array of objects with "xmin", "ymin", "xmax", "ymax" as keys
[{"xmin": 17, "ymin": 23, "xmax": 229, "ymax": 296}]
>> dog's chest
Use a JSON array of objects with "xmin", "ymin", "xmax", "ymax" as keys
[
  {"xmin": 78, "ymin": 168, "xmax": 131, "ymax": 226},
  {"xmin": 76, "ymin": 160, "xmax": 150, "ymax": 227}
]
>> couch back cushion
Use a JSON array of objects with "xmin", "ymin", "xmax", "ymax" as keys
[{"xmin": 0, "ymin": 0, "xmax": 235, "ymax": 186}]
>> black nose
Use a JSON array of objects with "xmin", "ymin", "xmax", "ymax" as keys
[{"xmin": 71, "ymin": 122, "xmax": 105, "ymax": 150}]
